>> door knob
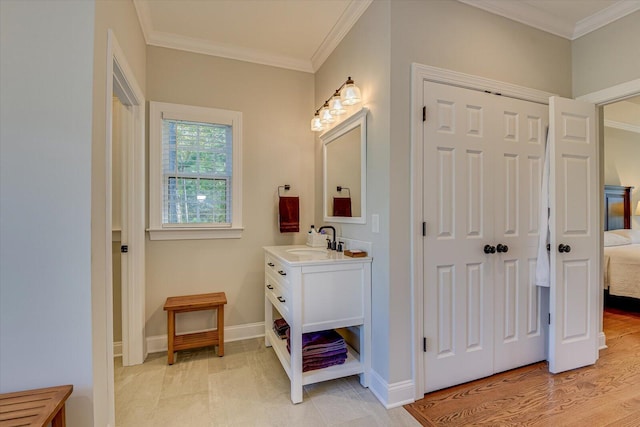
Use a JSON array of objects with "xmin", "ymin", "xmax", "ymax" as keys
[
  {"xmin": 558, "ymin": 244, "xmax": 571, "ymax": 253},
  {"xmin": 484, "ymin": 245, "xmax": 496, "ymax": 254},
  {"xmin": 496, "ymin": 244, "xmax": 509, "ymax": 253}
]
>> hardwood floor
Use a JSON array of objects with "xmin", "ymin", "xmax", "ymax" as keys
[{"xmin": 405, "ymin": 308, "xmax": 640, "ymax": 426}]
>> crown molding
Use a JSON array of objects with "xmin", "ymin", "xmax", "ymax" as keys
[
  {"xmin": 604, "ymin": 119, "xmax": 640, "ymax": 134},
  {"xmin": 458, "ymin": 0, "xmax": 640, "ymax": 40},
  {"xmin": 132, "ymin": 0, "xmax": 152, "ymax": 44},
  {"xmin": 574, "ymin": 1, "xmax": 640, "ymax": 39},
  {"xmin": 457, "ymin": 0, "xmax": 574, "ymax": 39},
  {"xmin": 311, "ymin": 0, "xmax": 373, "ymax": 72},
  {"xmin": 147, "ymin": 31, "xmax": 313, "ymax": 73}
]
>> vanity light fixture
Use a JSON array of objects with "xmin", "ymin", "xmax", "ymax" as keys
[{"xmin": 311, "ymin": 76, "xmax": 361, "ymax": 132}]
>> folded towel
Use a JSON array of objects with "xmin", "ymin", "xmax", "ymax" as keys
[
  {"xmin": 287, "ymin": 329, "xmax": 345, "ymax": 349},
  {"xmin": 279, "ymin": 196, "xmax": 299, "ymax": 232},
  {"xmin": 303, "ymin": 354, "xmax": 348, "ymax": 372},
  {"xmin": 333, "ymin": 197, "xmax": 352, "ymax": 217}
]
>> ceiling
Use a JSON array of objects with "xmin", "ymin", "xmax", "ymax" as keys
[{"xmin": 133, "ymin": 0, "xmax": 640, "ymax": 73}]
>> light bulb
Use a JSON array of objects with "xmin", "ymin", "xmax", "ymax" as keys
[
  {"xmin": 340, "ymin": 77, "xmax": 361, "ymax": 106},
  {"xmin": 320, "ymin": 103, "xmax": 335, "ymax": 124},
  {"xmin": 329, "ymin": 91, "xmax": 346, "ymax": 115},
  {"xmin": 310, "ymin": 113, "xmax": 324, "ymax": 132}
]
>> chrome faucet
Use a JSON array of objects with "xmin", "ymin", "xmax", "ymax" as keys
[{"xmin": 318, "ymin": 226, "xmax": 336, "ymax": 250}]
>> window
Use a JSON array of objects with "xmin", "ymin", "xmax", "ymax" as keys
[{"xmin": 149, "ymin": 102, "xmax": 242, "ymax": 240}]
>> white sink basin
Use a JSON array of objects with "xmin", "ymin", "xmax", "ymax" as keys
[{"xmin": 285, "ymin": 248, "xmax": 328, "ymax": 256}]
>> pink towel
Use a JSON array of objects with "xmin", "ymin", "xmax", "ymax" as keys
[{"xmin": 279, "ymin": 196, "xmax": 299, "ymax": 232}]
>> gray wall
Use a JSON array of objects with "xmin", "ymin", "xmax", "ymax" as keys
[
  {"xmin": 145, "ymin": 47, "xmax": 315, "ymax": 338},
  {"xmin": 573, "ymin": 10, "xmax": 640, "ymax": 98},
  {"xmin": 314, "ymin": 0, "xmax": 392, "ymax": 380},
  {"xmin": 0, "ymin": 1, "xmax": 95, "ymax": 425},
  {"xmin": 315, "ymin": 0, "xmax": 573, "ymax": 388}
]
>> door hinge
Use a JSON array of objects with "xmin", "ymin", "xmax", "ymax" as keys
[
  {"xmin": 422, "ymin": 221, "xmax": 427, "ymax": 237},
  {"xmin": 548, "ymin": 313, "xmax": 551, "ymax": 325},
  {"xmin": 422, "ymin": 106, "xmax": 426, "ymax": 122},
  {"xmin": 121, "ymin": 245, "xmax": 129, "ymax": 253},
  {"xmin": 423, "ymin": 337, "xmax": 427, "ymax": 352}
]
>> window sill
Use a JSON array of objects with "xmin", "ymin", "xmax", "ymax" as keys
[{"xmin": 147, "ymin": 227, "xmax": 244, "ymax": 241}]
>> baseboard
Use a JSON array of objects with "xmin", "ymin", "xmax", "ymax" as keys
[
  {"xmin": 146, "ymin": 321, "xmax": 265, "ymax": 354},
  {"xmin": 113, "ymin": 341, "xmax": 122, "ymax": 357},
  {"xmin": 368, "ymin": 369, "xmax": 415, "ymax": 409},
  {"xmin": 599, "ymin": 331, "xmax": 607, "ymax": 350}
]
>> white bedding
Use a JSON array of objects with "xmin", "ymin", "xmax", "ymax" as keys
[{"xmin": 604, "ymin": 243, "xmax": 640, "ymax": 298}]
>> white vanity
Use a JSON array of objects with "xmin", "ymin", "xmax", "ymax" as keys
[{"xmin": 263, "ymin": 245, "xmax": 372, "ymax": 403}]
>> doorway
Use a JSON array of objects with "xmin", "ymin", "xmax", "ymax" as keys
[{"xmin": 577, "ymin": 78, "xmax": 640, "ymax": 349}]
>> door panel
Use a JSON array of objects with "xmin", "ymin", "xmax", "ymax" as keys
[
  {"xmin": 548, "ymin": 96, "xmax": 598, "ymax": 373},
  {"xmin": 424, "ymin": 82, "xmax": 494, "ymax": 392},
  {"xmin": 493, "ymin": 97, "xmax": 547, "ymax": 373}
]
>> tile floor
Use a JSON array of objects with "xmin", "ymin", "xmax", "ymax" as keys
[{"xmin": 114, "ymin": 338, "xmax": 420, "ymax": 426}]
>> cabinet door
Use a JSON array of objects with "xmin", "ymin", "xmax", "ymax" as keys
[{"xmin": 548, "ymin": 96, "xmax": 598, "ymax": 373}]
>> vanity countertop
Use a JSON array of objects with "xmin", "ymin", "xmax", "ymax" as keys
[{"xmin": 263, "ymin": 245, "xmax": 371, "ymax": 266}]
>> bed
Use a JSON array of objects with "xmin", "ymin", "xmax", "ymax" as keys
[{"xmin": 603, "ymin": 185, "xmax": 640, "ymax": 299}]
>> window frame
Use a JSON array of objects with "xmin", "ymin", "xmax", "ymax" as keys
[{"xmin": 148, "ymin": 101, "xmax": 243, "ymax": 240}]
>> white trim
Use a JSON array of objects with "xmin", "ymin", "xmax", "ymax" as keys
[
  {"xmin": 321, "ymin": 108, "xmax": 368, "ymax": 225},
  {"xmin": 577, "ymin": 78, "xmax": 640, "ymax": 105},
  {"xmin": 457, "ymin": 0, "xmax": 575, "ymax": 39},
  {"xmin": 145, "ymin": 322, "xmax": 265, "ymax": 354},
  {"xmin": 410, "ymin": 63, "xmax": 557, "ymax": 400},
  {"xmin": 604, "ymin": 119, "xmax": 640, "ymax": 134},
  {"xmin": 580, "ymin": 80, "xmax": 640, "ymax": 366},
  {"xmin": 148, "ymin": 101, "xmax": 243, "ymax": 239},
  {"xmin": 599, "ymin": 331, "xmax": 607, "ymax": 350},
  {"xmin": 109, "ymin": 30, "xmax": 147, "ymax": 370},
  {"xmin": 310, "ymin": 0, "xmax": 373, "ymax": 72},
  {"xmin": 147, "ymin": 31, "xmax": 313, "ymax": 73},
  {"xmin": 368, "ymin": 370, "xmax": 415, "ymax": 409},
  {"xmin": 412, "ymin": 64, "xmax": 555, "ymax": 105},
  {"xmin": 458, "ymin": 0, "xmax": 640, "ymax": 40},
  {"xmin": 148, "ymin": 227, "xmax": 244, "ymax": 241},
  {"xmin": 574, "ymin": 1, "xmax": 640, "ymax": 39},
  {"xmin": 133, "ymin": 0, "xmax": 370, "ymax": 73},
  {"xmin": 132, "ymin": 0, "xmax": 152, "ymax": 44}
]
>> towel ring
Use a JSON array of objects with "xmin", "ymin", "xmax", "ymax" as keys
[
  {"xmin": 278, "ymin": 185, "xmax": 291, "ymax": 197},
  {"xmin": 336, "ymin": 186, "xmax": 350, "ymax": 197}
]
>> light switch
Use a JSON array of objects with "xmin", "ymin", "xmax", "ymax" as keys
[{"xmin": 372, "ymin": 214, "xmax": 379, "ymax": 233}]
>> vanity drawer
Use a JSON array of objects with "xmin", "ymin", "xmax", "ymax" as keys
[
  {"xmin": 265, "ymin": 276, "xmax": 291, "ymax": 320},
  {"xmin": 265, "ymin": 255, "xmax": 291, "ymax": 291}
]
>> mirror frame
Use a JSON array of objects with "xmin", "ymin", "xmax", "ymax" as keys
[{"xmin": 321, "ymin": 107, "xmax": 367, "ymax": 224}]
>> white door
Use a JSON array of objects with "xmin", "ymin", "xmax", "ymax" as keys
[
  {"xmin": 423, "ymin": 82, "xmax": 495, "ymax": 392},
  {"xmin": 548, "ymin": 96, "xmax": 598, "ymax": 373},
  {"xmin": 423, "ymin": 81, "xmax": 548, "ymax": 392},
  {"xmin": 492, "ymin": 96, "xmax": 548, "ymax": 373}
]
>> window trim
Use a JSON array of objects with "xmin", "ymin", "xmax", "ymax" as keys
[{"xmin": 148, "ymin": 101, "xmax": 243, "ymax": 240}]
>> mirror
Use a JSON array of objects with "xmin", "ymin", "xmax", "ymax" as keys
[{"xmin": 322, "ymin": 108, "xmax": 367, "ymax": 224}]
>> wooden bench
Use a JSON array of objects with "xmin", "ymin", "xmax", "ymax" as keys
[
  {"xmin": 163, "ymin": 292, "xmax": 227, "ymax": 365},
  {"xmin": 0, "ymin": 384, "xmax": 73, "ymax": 427}
]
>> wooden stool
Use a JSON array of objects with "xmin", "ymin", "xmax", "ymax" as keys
[
  {"xmin": 163, "ymin": 292, "xmax": 227, "ymax": 365},
  {"xmin": 0, "ymin": 384, "xmax": 73, "ymax": 427}
]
